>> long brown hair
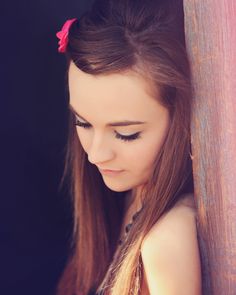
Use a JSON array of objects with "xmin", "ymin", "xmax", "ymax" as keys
[{"xmin": 56, "ymin": 0, "xmax": 194, "ymax": 294}]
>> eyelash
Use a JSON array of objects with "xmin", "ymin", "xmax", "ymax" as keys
[{"xmin": 74, "ymin": 119, "xmax": 141, "ymax": 142}]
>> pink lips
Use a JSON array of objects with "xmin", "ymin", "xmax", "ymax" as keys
[{"xmin": 99, "ymin": 168, "xmax": 124, "ymax": 175}]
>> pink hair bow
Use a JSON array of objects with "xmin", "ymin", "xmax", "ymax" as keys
[{"xmin": 56, "ymin": 18, "xmax": 77, "ymax": 53}]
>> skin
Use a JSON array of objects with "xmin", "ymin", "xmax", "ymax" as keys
[
  {"xmin": 140, "ymin": 194, "xmax": 202, "ymax": 294},
  {"xmin": 68, "ymin": 61, "xmax": 202, "ymax": 294},
  {"xmin": 68, "ymin": 61, "xmax": 170, "ymax": 202}
]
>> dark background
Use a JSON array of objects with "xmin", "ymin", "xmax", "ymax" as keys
[{"xmin": 0, "ymin": 1, "xmax": 93, "ymax": 294}]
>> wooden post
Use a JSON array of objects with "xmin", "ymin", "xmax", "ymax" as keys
[{"xmin": 183, "ymin": 1, "xmax": 236, "ymax": 294}]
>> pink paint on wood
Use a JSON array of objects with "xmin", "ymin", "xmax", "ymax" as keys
[{"xmin": 184, "ymin": 0, "xmax": 236, "ymax": 294}]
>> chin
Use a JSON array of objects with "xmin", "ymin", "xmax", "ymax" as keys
[
  {"xmin": 105, "ymin": 184, "xmax": 130, "ymax": 192},
  {"xmin": 102, "ymin": 180, "xmax": 133, "ymax": 192}
]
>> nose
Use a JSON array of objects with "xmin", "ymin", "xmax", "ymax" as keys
[{"xmin": 87, "ymin": 132, "xmax": 115, "ymax": 165}]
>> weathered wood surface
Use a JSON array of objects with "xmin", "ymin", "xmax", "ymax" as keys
[{"xmin": 183, "ymin": 1, "xmax": 236, "ymax": 294}]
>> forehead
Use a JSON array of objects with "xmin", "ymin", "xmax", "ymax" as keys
[{"xmin": 68, "ymin": 61, "xmax": 164, "ymax": 120}]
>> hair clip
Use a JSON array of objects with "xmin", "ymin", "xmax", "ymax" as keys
[{"xmin": 56, "ymin": 18, "xmax": 77, "ymax": 53}]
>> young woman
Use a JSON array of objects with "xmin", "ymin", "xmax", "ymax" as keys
[{"xmin": 56, "ymin": 0, "xmax": 202, "ymax": 294}]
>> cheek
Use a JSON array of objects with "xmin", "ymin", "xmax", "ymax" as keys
[
  {"xmin": 128, "ymin": 132, "xmax": 167, "ymax": 173},
  {"xmin": 76, "ymin": 128, "xmax": 90, "ymax": 152}
]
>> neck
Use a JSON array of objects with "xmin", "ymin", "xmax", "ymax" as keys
[
  {"xmin": 118, "ymin": 187, "xmax": 144, "ymax": 246},
  {"xmin": 125, "ymin": 186, "xmax": 144, "ymax": 215}
]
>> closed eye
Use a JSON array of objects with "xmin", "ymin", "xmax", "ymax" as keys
[
  {"xmin": 75, "ymin": 120, "xmax": 91, "ymax": 129},
  {"xmin": 74, "ymin": 118, "xmax": 141, "ymax": 142}
]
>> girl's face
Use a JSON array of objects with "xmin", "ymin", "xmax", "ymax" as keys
[{"xmin": 68, "ymin": 61, "xmax": 170, "ymax": 192}]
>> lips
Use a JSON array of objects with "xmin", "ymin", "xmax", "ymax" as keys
[
  {"xmin": 98, "ymin": 168, "xmax": 124, "ymax": 175},
  {"xmin": 99, "ymin": 168, "xmax": 123, "ymax": 172},
  {"xmin": 97, "ymin": 166, "xmax": 122, "ymax": 171}
]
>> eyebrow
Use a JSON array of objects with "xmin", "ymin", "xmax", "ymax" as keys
[{"xmin": 69, "ymin": 105, "xmax": 147, "ymax": 127}]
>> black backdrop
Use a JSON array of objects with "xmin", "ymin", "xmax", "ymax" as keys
[{"xmin": 0, "ymin": 1, "xmax": 93, "ymax": 294}]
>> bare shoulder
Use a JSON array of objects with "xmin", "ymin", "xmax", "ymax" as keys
[
  {"xmin": 174, "ymin": 192, "xmax": 197, "ymax": 212},
  {"xmin": 140, "ymin": 193, "xmax": 202, "ymax": 295}
]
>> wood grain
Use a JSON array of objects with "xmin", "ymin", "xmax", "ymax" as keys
[{"xmin": 183, "ymin": 1, "xmax": 236, "ymax": 294}]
